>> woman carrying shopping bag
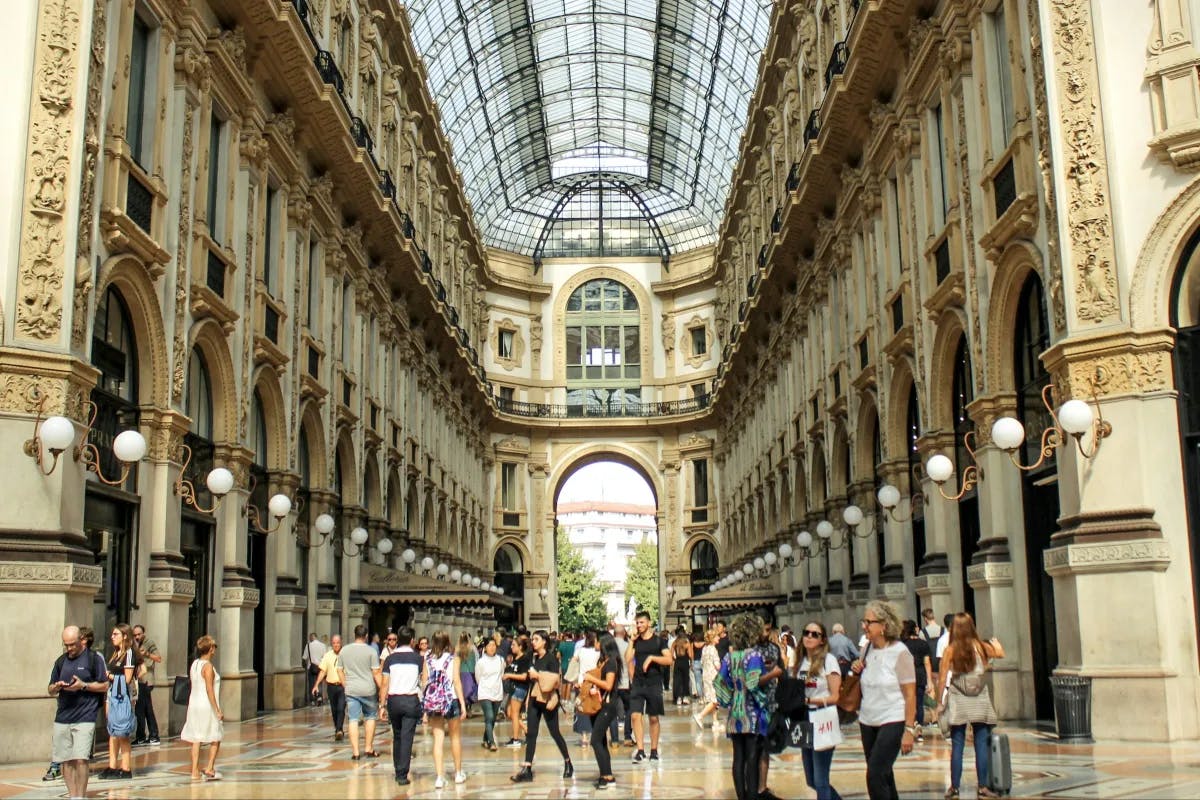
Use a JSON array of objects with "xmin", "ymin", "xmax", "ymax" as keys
[{"xmin": 797, "ymin": 622, "xmax": 843, "ymax": 800}]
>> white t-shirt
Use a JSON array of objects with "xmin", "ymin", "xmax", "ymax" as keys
[
  {"xmin": 857, "ymin": 641, "xmax": 916, "ymax": 727},
  {"xmin": 936, "ymin": 631, "xmax": 950, "ymax": 659},
  {"xmin": 615, "ymin": 639, "xmax": 630, "ymax": 690},
  {"xmin": 474, "ymin": 653, "xmax": 505, "ymax": 702},
  {"xmin": 799, "ymin": 653, "xmax": 841, "ymax": 706},
  {"xmin": 576, "ymin": 646, "xmax": 601, "ymax": 686},
  {"xmin": 305, "ymin": 639, "xmax": 326, "ymax": 666}
]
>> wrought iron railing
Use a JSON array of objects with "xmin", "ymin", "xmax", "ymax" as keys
[
  {"xmin": 825, "ymin": 41, "xmax": 849, "ymax": 87},
  {"xmin": 379, "ymin": 170, "xmax": 396, "ymax": 200},
  {"xmin": 495, "ymin": 394, "xmax": 711, "ymax": 419},
  {"xmin": 786, "ymin": 162, "xmax": 801, "ymax": 192},
  {"xmin": 349, "ymin": 116, "xmax": 373, "ymax": 153},
  {"xmin": 804, "ymin": 108, "xmax": 821, "ymax": 145},
  {"xmin": 314, "ymin": 51, "xmax": 344, "ymax": 95},
  {"xmin": 771, "ymin": 206, "xmax": 782, "ymax": 233},
  {"xmin": 757, "ymin": 244, "xmax": 768, "ymax": 269}
]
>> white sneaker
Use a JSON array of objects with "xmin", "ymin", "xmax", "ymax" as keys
[
  {"xmin": 454, "ymin": 771, "xmax": 467, "ymax": 784},
  {"xmin": 434, "ymin": 775, "xmax": 445, "ymax": 789}
]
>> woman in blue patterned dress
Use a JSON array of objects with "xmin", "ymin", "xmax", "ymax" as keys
[{"xmin": 715, "ymin": 613, "xmax": 771, "ymax": 800}]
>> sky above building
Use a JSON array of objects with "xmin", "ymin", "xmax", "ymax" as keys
[{"xmin": 558, "ymin": 460, "xmax": 655, "ymax": 506}]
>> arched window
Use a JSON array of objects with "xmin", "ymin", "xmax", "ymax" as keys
[
  {"xmin": 493, "ymin": 543, "xmax": 523, "ymax": 574},
  {"xmin": 186, "ymin": 348, "xmax": 213, "ymax": 440},
  {"xmin": 92, "ymin": 287, "xmax": 138, "ymax": 403},
  {"xmin": 689, "ymin": 540, "xmax": 718, "ymax": 596},
  {"xmin": 564, "ymin": 278, "xmax": 641, "ymax": 412}
]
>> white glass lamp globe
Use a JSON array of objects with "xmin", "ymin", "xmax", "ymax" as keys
[
  {"xmin": 350, "ymin": 527, "xmax": 369, "ymax": 546},
  {"xmin": 842, "ymin": 504, "xmax": 864, "ymax": 527},
  {"xmin": 779, "ymin": 542, "xmax": 793, "ymax": 559},
  {"xmin": 496, "ymin": 586, "xmax": 504, "ymax": 595},
  {"xmin": 450, "ymin": 568, "xmax": 462, "ymax": 582},
  {"xmin": 797, "ymin": 530, "xmax": 813, "ymax": 548},
  {"xmin": 401, "ymin": 548, "xmax": 416, "ymax": 564},
  {"xmin": 40, "ymin": 416, "xmax": 76, "ymax": 452},
  {"xmin": 471, "ymin": 577, "xmax": 481, "ymax": 588},
  {"xmin": 753, "ymin": 557, "xmax": 766, "ymax": 571},
  {"xmin": 764, "ymin": 551, "xmax": 778, "ymax": 566},
  {"xmin": 205, "ymin": 466, "xmax": 234, "ymax": 496},
  {"xmin": 377, "ymin": 537, "xmax": 394, "ymax": 555},
  {"xmin": 480, "ymin": 581, "xmax": 490, "ymax": 591},
  {"xmin": 437, "ymin": 562, "xmax": 449, "ymax": 576},
  {"xmin": 926, "ymin": 454, "xmax": 955, "ymax": 484},
  {"xmin": 877, "ymin": 484, "xmax": 901, "ymax": 509},
  {"xmin": 421, "ymin": 556, "xmax": 435, "ymax": 571},
  {"xmin": 113, "ymin": 430, "xmax": 148, "ymax": 464},
  {"xmin": 461, "ymin": 572, "xmax": 472, "ymax": 585},
  {"xmin": 539, "ymin": 587, "xmax": 549, "ymax": 598},
  {"xmin": 991, "ymin": 417, "xmax": 1025, "ymax": 452},
  {"xmin": 742, "ymin": 562, "xmax": 754, "ymax": 576},
  {"xmin": 1058, "ymin": 399, "xmax": 1094, "ymax": 436},
  {"xmin": 315, "ymin": 514, "xmax": 335, "ymax": 535},
  {"xmin": 816, "ymin": 520, "xmax": 834, "ymax": 540},
  {"xmin": 733, "ymin": 569, "xmax": 744, "ymax": 581},
  {"xmin": 267, "ymin": 494, "xmax": 292, "ymax": 519}
]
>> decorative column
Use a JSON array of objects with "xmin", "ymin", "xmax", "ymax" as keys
[
  {"xmin": 267, "ymin": 471, "xmax": 305, "ymax": 711},
  {"xmin": 914, "ymin": 433, "xmax": 956, "ymax": 620},
  {"xmin": 215, "ymin": 446, "xmax": 257, "ymax": 721},
  {"xmin": 875, "ymin": 460, "xmax": 910, "ymax": 607}
]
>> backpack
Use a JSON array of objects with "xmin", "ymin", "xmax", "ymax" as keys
[
  {"xmin": 106, "ymin": 674, "xmax": 135, "ymax": 737},
  {"xmin": 422, "ymin": 653, "xmax": 456, "ymax": 715}
]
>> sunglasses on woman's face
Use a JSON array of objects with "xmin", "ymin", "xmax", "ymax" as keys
[{"xmin": 802, "ymin": 630, "xmax": 824, "ymax": 639}]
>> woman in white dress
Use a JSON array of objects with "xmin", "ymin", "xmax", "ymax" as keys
[
  {"xmin": 181, "ymin": 635, "xmax": 224, "ymax": 781},
  {"xmin": 692, "ymin": 629, "xmax": 724, "ymax": 730}
]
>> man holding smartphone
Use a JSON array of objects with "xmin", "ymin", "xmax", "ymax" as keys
[{"xmin": 48, "ymin": 626, "xmax": 108, "ymax": 800}]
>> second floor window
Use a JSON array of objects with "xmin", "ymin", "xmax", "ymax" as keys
[
  {"xmin": 126, "ymin": 12, "xmax": 155, "ymax": 168},
  {"xmin": 207, "ymin": 112, "xmax": 226, "ymax": 242},
  {"xmin": 263, "ymin": 185, "xmax": 279, "ymax": 296},
  {"xmin": 565, "ymin": 278, "xmax": 640, "ymax": 383},
  {"xmin": 501, "ymin": 462, "xmax": 517, "ymax": 509}
]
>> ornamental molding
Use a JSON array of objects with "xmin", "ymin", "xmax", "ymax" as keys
[
  {"xmin": 491, "ymin": 317, "xmax": 525, "ymax": 372},
  {"xmin": 316, "ymin": 598, "xmax": 338, "ymax": 613},
  {"xmin": 1043, "ymin": 539, "xmax": 1172, "ymax": 576},
  {"xmin": 0, "ymin": 561, "xmax": 101, "ymax": 593},
  {"xmin": 915, "ymin": 573, "xmax": 952, "ymax": 592},
  {"xmin": 221, "ymin": 586, "xmax": 261, "ymax": 608},
  {"xmin": 1042, "ymin": 329, "xmax": 1176, "ymax": 399},
  {"xmin": 275, "ymin": 593, "xmax": 308, "ymax": 612},
  {"xmin": 1046, "ymin": 0, "xmax": 1121, "ymax": 324},
  {"xmin": 145, "ymin": 577, "xmax": 197, "ymax": 601},
  {"xmin": 966, "ymin": 562, "xmax": 1014, "ymax": 588},
  {"xmin": 16, "ymin": 0, "xmax": 83, "ymax": 341}
]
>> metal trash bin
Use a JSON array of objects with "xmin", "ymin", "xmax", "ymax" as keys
[{"xmin": 1049, "ymin": 675, "xmax": 1093, "ymax": 742}]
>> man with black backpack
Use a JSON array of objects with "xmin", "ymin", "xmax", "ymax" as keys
[{"xmin": 48, "ymin": 625, "xmax": 108, "ymax": 800}]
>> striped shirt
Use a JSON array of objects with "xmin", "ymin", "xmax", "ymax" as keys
[{"xmin": 382, "ymin": 647, "xmax": 422, "ymax": 696}]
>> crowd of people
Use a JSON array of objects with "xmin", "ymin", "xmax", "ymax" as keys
[{"xmin": 47, "ymin": 602, "xmax": 1004, "ymax": 799}]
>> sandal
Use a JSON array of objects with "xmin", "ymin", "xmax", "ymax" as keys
[
  {"xmin": 364, "ymin": 750, "xmax": 380, "ymax": 758},
  {"xmin": 202, "ymin": 771, "xmax": 222, "ymax": 781},
  {"xmin": 351, "ymin": 754, "xmax": 361, "ymax": 761}
]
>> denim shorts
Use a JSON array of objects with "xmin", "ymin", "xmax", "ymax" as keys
[
  {"xmin": 511, "ymin": 685, "xmax": 528, "ymax": 703},
  {"xmin": 345, "ymin": 694, "xmax": 377, "ymax": 722}
]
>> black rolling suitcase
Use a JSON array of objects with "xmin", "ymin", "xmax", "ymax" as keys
[{"xmin": 988, "ymin": 730, "xmax": 1013, "ymax": 795}]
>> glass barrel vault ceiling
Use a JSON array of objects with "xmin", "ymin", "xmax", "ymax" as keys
[{"xmin": 404, "ymin": 0, "xmax": 773, "ymax": 259}]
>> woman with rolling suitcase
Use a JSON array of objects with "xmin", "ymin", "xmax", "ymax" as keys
[{"xmin": 935, "ymin": 612, "xmax": 1006, "ymax": 799}]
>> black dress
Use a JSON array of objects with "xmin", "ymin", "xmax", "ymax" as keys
[{"xmin": 671, "ymin": 643, "xmax": 691, "ymax": 702}]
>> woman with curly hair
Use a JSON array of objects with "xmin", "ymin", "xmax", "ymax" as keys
[
  {"xmin": 851, "ymin": 600, "xmax": 917, "ymax": 800},
  {"xmin": 715, "ymin": 613, "xmax": 770, "ymax": 800}
]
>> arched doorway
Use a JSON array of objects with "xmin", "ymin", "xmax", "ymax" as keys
[
  {"xmin": 86, "ymin": 286, "xmax": 141, "ymax": 639},
  {"xmin": 1171, "ymin": 229, "xmax": 1200, "ymax": 655},
  {"xmin": 1015, "ymin": 274, "xmax": 1058, "ymax": 720},
  {"xmin": 552, "ymin": 455, "xmax": 661, "ymax": 631},
  {"xmin": 492, "ymin": 542, "xmax": 525, "ymax": 628},
  {"xmin": 687, "ymin": 539, "xmax": 718, "ymax": 625}
]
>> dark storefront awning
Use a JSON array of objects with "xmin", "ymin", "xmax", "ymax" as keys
[
  {"xmin": 678, "ymin": 577, "xmax": 785, "ymax": 611},
  {"xmin": 359, "ymin": 564, "xmax": 514, "ymax": 609}
]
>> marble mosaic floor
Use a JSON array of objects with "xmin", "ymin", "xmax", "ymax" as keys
[{"xmin": 3, "ymin": 702, "xmax": 1200, "ymax": 799}]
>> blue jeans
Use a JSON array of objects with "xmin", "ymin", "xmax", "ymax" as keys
[
  {"xmin": 691, "ymin": 661, "xmax": 703, "ymax": 696},
  {"xmin": 950, "ymin": 722, "xmax": 992, "ymax": 789},
  {"xmin": 801, "ymin": 746, "xmax": 842, "ymax": 800},
  {"xmin": 480, "ymin": 699, "xmax": 499, "ymax": 746}
]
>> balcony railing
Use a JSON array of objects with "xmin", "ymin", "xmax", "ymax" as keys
[
  {"xmin": 747, "ymin": 272, "xmax": 759, "ymax": 297},
  {"xmin": 825, "ymin": 41, "xmax": 849, "ymax": 88},
  {"xmin": 496, "ymin": 393, "xmax": 711, "ymax": 419},
  {"xmin": 400, "ymin": 212, "xmax": 414, "ymax": 239},
  {"xmin": 757, "ymin": 244, "xmax": 768, "ymax": 269},
  {"xmin": 349, "ymin": 116, "xmax": 373, "ymax": 153},
  {"xmin": 804, "ymin": 108, "xmax": 821, "ymax": 146},
  {"xmin": 314, "ymin": 51, "xmax": 344, "ymax": 96},
  {"xmin": 379, "ymin": 170, "xmax": 396, "ymax": 199},
  {"xmin": 786, "ymin": 162, "xmax": 801, "ymax": 192},
  {"xmin": 771, "ymin": 206, "xmax": 782, "ymax": 233},
  {"xmin": 738, "ymin": 300, "xmax": 749, "ymax": 322},
  {"xmin": 433, "ymin": 278, "xmax": 446, "ymax": 302}
]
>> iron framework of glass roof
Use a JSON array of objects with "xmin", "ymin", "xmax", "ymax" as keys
[{"xmin": 403, "ymin": 0, "xmax": 772, "ymax": 261}]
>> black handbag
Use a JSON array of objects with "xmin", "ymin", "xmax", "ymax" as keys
[{"xmin": 171, "ymin": 675, "xmax": 191, "ymax": 705}]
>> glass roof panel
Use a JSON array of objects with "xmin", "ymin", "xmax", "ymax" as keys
[{"xmin": 404, "ymin": 0, "xmax": 772, "ymax": 256}]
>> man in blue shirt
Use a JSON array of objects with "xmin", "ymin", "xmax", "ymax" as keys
[{"xmin": 48, "ymin": 625, "xmax": 108, "ymax": 799}]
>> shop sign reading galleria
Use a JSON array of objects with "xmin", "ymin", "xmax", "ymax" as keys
[{"xmin": 679, "ymin": 576, "xmax": 784, "ymax": 608}]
